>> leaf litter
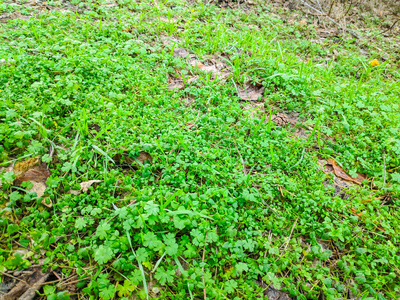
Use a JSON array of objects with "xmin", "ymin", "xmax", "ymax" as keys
[
  {"xmin": 1, "ymin": 158, "xmax": 51, "ymax": 198},
  {"xmin": 238, "ymin": 82, "xmax": 265, "ymax": 101}
]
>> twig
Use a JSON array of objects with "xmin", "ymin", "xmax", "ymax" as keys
[
  {"xmin": 202, "ymin": 232, "xmax": 208, "ymax": 300},
  {"xmin": 50, "ymin": 70, "xmax": 74, "ymax": 73},
  {"xmin": 327, "ymin": 0, "xmax": 335, "ymax": 17},
  {"xmin": 343, "ymin": 0, "xmax": 354, "ymax": 17},
  {"xmin": 380, "ymin": 19, "xmax": 399, "ymax": 35},
  {"xmin": 284, "ymin": 216, "xmax": 299, "ymax": 250},
  {"xmin": 53, "ymin": 277, "xmax": 90, "ymax": 286},
  {"xmin": 299, "ymin": 0, "xmax": 362, "ymax": 39},
  {"xmin": 0, "ymin": 271, "xmax": 28, "ymax": 285}
]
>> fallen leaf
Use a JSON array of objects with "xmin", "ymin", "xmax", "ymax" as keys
[
  {"xmin": 9, "ymin": 159, "xmax": 51, "ymax": 198},
  {"xmin": 80, "ymin": 180, "xmax": 102, "ymax": 192},
  {"xmin": 41, "ymin": 197, "xmax": 52, "ymax": 208},
  {"xmin": 136, "ymin": 151, "xmax": 153, "ymax": 164},
  {"xmin": 238, "ymin": 82, "xmax": 265, "ymax": 101},
  {"xmin": 13, "ymin": 157, "xmax": 39, "ymax": 176},
  {"xmin": 326, "ymin": 158, "xmax": 365, "ymax": 185},
  {"xmin": 28, "ymin": 182, "xmax": 47, "ymax": 198},
  {"xmin": 369, "ymin": 59, "xmax": 380, "ymax": 67},
  {"xmin": 168, "ymin": 79, "xmax": 185, "ymax": 91},
  {"xmin": 68, "ymin": 189, "xmax": 81, "ymax": 196},
  {"xmin": 173, "ymin": 48, "xmax": 189, "ymax": 58},
  {"xmin": 191, "ymin": 60, "xmax": 204, "ymax": 68},
  {"xmin": 15, "ymin": 167, "xmax": 51, "ymax": 185},
  {"xmin": 185, "ymin": 122, "xmax": 196, "ymax": 129},
  {"xmin": 299, "ymin": 19, "xmax": 307, "ymax": 26}
]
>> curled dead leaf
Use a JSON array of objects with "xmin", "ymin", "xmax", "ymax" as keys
[
  {"xmin": 41, "ymin": 197, "xmax": 52, "ymax": 208},
  {"xmin": 8, "ymin": 158, "xmax": 52, "ymax": 198},
  {"xmin": 80, "ymin": 180, "xmax": 102, "ymax": 192},
  {"xmin": 326, "ymin": 158, "xmax": 365, "ymax": 185}
]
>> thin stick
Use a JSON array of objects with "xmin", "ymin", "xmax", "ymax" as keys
[
  {"xmin": 0, "ymin": 271, "xmax": 28, "ymax": 285},
  {"xmin": 50, "ymin": 70, "xmax": 74, "ymax": 73},
  {"xmin": 327, "ymin": 0, "xmax": 335, "ymax": 16},
  {"xmin": 202, "ymin": 232, "xmax": 208, "ymax": 300},
  {"xmin": 380, "ymin": 19, "xmax": 399, "ymax": 35},
  {"xmin": 284, "ymin": 216, "xmax": 299, "ymax": 250}
]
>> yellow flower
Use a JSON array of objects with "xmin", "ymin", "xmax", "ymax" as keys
[{"xmin": 369, "ymin": 59, "xmax": 380, "ymax": 67}]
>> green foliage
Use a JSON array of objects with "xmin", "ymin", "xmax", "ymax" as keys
[{"xmin": 0, "ymin": 0, "xmax": 399, "ymax": 299}]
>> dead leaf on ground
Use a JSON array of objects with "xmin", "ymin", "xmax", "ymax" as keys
[
  {"xmin": 326, "ymin": 158, "xmax": 365, "ymax": 185},
  {"xmin": 168, "ymin": 78, "xmax": 185, "ymax": 91},
  {"xmin": 318, "ymin": 159, "xmax": 353, "ymax": 198},
  {"xmin": 173, "ymin": 48, "xmax": 189, "ymax": 58},
  {"xmin": 113, "ymin": 151, "xmax": 153, "ymax": 169},
  {"xmin": 67, "ymin": 189, "xmax": 81, "ymax": 196},
  {"xmin": 168, "ymin": 74, "xmax": 197, "ymax": 90},
  {"xmin": 299, "ymin": 19, "xmax": 307, "ymax": 26},
  {"xmin": 80, "ymin": 180, "xmax": 102, "ymax": 192},
  {"xmin": 185, "ymin": 122, "xmax": 196, "ymax": 129},
  {"xmin": 13, "ymin": 157, "xmax": 39, "ymax": 177},
  {"xmin": 238, "ymin": 82, "xmax": 265, "ymax": 101},
  {"xmin": 190, "ymin": 59, "xmax": 230, "ymax": 81},
  {"xmin": 0, "ymin": 12, "xmax": 31, "ymax": 23},
  {"xmin": 9, "ymin": 158, "xmax": 51, "ymax": 198},
  {"xmin": 136, "ymin": 151, "xmax": 153, "ymax": 164},
  {"xmin": 255, "ymin": 280, "xmax": 291, "ymax": 300}
]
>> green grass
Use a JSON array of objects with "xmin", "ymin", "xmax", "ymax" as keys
[{"xmin": 0, "ymin": 0, "xmax": 400, "ymax": 299}]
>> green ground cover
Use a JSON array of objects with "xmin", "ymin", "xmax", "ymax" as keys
[{"xmin": 1, "ymin": 0, "xmax": 400, "ymax": 299}]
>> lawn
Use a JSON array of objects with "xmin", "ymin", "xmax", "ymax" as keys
[{"xmin": 0, "ymin": 0, "xmax": 400, "ymax": 299}]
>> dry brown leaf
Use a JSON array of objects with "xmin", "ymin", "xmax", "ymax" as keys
[
  {"xmin": 299, "ymin": 19, "xmax": 307, "ymax": 26},
  {"xmin": 41, "ymin": 197, "xmax": 53, "ymax": 208},
  {"xmin": 190, "ymin": 61, "xmax": 204, "ymax": 68},
  {"xmin": 326, "ymin": 158, "xmax": 365, "ymax": 185},
  {"xmin": 80, "ymin": 180, "xmax": 102, "ymax": 192},
  {"xmin": 27, "ymin": 182, "xmax": 47, "ymax": 198},
  {"xmin": 238, "ymin": 82, "xmax": 265, "ymax": 101},
  {"xmin": 68, "ymin": 189, "xmax": 81, "ymax": 195},
  {"xmin": 168, "ymin": 80, "xmax": 185, "ymax": 91},
  {"xmin": 173, "ymin": 48, "xmax": 189, "ymax": 58},
  {"xmin": 15, "ymin": 167, "xmax": 51, "ymax": 185},
  {"xmin": 7, "ymin": 159, "xmax": 52, "ymax": 198},
  {"xmin": 185, "ymin": 122, "xmax": 196, "ymax": 129},
  {"xmin": 13, "ymin": 157, "xmax": 39, "ymax": 176},
  {"xmin": 137, "ymin": 151, "xmax": 153, "ymax": 164}
]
